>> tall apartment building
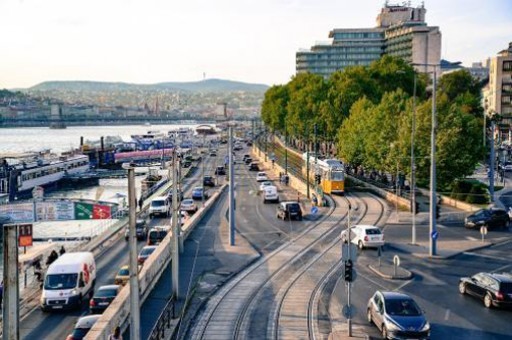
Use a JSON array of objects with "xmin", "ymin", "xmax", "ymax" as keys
[
  {"xmin": 296, "ymin": 2, "xmax": 441, "ymax": 78},
  {"xmin": 484, "ymin": 42, "xmax": 512, "ymax": 142}
]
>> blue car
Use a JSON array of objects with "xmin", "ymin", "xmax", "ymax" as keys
[
  {"xmin": 191, "ymin": 187, "xmax": 209, "ymax": 200},
  {"xmin": 367, "ymin": 291, "xmax": 430, "ymax": 339}
]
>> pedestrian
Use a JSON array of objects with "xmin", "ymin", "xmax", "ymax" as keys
[
  {"xmin": 59, "ymin": 245, "xmax": 66, "ymax": 256},
  {"xmin": 0, "ymin": 281, "xmax": 3, "ymax": 308},
  {"xmin": 108, "ymin": 326, "xmax": 122, "ymax": 340},
  {"xmin": 46, "ymin": 250, "xmax": 58, "ymax": 266},
  {"xmin": 138, "ymin": 197, "xmax": 144, "ymax": 211},
  {"xmin": 33, "ymin": 259, "xmax": 43, "ymax": 283}
]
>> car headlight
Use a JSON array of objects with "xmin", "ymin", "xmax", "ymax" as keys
[
  {"xmin": 70, "ymin": 289, "xmax": 78, "ymax": 296},
  {"xmin": 420, "ymin": 321, "xmax": 430, "ymax": 332},
  {"xmin": 385, "ymin": 318, "xmax": 402, "ymax": 331}
]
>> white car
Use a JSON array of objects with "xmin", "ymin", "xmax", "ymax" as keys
[
  {"xmin": 256, "ymin": 172, "xmax": 269, "ymax": 182},
  {"xmin": 170, "ymin": 210, "xmax": 190, "ymax": 227},
  {"xmin": 180, "ymin": 198, "xmax": 198, "ymax": 213},
  {"xmin": 259, "ymin": 180, "xmax": 273, "ymax": 191},
  {"xmin": 341, "ymin": 225, "xmax": 384, "ymax": 249},
  {"xmin": 263, "ymin": 186, "xmax": 279, "ymax": 203}
]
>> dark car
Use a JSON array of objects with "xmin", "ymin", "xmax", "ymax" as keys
[
  {"xmin": 124, "ymin": 218, "xmax": 149, "ymax": 241},
  {"xmin": 66, "ymin": 315, "xmax": 102, "ymax": 340},
  {"xmin": 459, "ymin": 272, "xmax": 512, "ymax": 308},
  {"xmin": 276, "ymin": 201, "xmax": 303, "ymax": 221},
  {"xmin": 89, "ymin": 285, "xmax": 121, "ymax": 314},
  {"xmin": 203, "ymin": 175, "xmax": 215, "ymax": 187},
  {"xmin": 147, "ymin": 227, "xmax": 168, "ymax": 246},
  {"xmin": 243, "ymin": 154, "xmax": 251, "ymax": 162},
  {"xmin": 367, "ymin": 291, "xmax": 430, "ymax": 340},
  {"xmin": 464, "ymin": 208, "xmax": 509, "ymax": 229},
  {"xmin": 245, "ymin": 157, "xmax": 253, "ymax": 165},
  {"xmin": 182, "ymin": 160, "xmax": 192, "ymax": 168},
  {"xmin": 138, "ymin": 245, "xmax": 158, "ymax": 265},
  {"xmin": 215, "ymin": 166, "xmax": 226, "ymax": 176},
  {"xmin": 248, "ymin": 162, "xmax": 259, "ymax": 171}
]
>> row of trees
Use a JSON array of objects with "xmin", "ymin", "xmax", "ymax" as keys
[{"xmin": 261, "ymin": 56, "xmax": 484, "ymax": 191}]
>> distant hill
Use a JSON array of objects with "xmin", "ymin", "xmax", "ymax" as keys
[{"xmin": 29, "ymin": 79, "xmax": 269, "ymax": 93}]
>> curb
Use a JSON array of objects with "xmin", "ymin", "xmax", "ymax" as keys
[{"xmin": 368, "ymin": 264, "xmax": 413, "ymax": 280}]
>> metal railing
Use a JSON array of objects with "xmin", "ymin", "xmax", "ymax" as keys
[{"xmin": 148, "ymin": 294, "xmax": 176, "ymax": 340}]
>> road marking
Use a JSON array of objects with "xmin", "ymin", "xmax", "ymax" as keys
[
  {"xmin": 394, "ymin": 280, "xmax": 413, "ymax": 292},
  {"xmin": 444, "ymin": 309, "xmax": 451, "ymax": 321},
  {"xmin": 465, "ymin": 236, "xmax": 479, "ymax": 241},
  {"xmin": 492, "ymin": 264, "xmax": 512, "ymax": 273},
  {"xmin": 462, "ymin": 252, "xmax": 508, "ymax": 261}
]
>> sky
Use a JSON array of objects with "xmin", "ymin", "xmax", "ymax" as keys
[{"xmin": 1, "ymin": 0, "xmax": 511, "ymax": 89}]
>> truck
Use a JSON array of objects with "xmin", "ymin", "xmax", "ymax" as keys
[{"xmin": 40, "ymin": 252, "xmax": 96, "ymax": 311}]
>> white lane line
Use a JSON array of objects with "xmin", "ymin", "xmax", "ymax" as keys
[
  {"xmin": 462, "ymin": 252, "xmax": 508, "ymax": 261},
  {"xmin": 492, "ymin": 264, "xmax": 512, "ymax": 273},
  {"xmin": 394, "ymin": 280, "xmax": 413, "ymax": 292},
  {"xmin": 465, "ymin": 236, "xmax": 479, "ymax": 241},
  {"xmin": 444, "ymin": 309, "xmax": 451, "ymax": 321}
]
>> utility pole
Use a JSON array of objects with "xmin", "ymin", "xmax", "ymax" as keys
[
  {"xmin": 411, "ymin": 72, "xmax": 417, "ymax": 245},
  {"xmin": 228, "ymin": 125, "xmax": 235, "ymax": 246},
  {"xmin": 429, "ymin": 67, "xmax": 437, "ymax": 257},
  {"xmin": 314, "ymin": 124, "xmax": 318, "ymax": 194},
  {"xmin": 344, "ymin": 198, "xmax": 353, "ymax": 337},
  {"xmin": 128, "ymin": 168, "xmax": 141, "ymax": 340},
  {"xmin": 490, "ymin": 118, "xmax": 496, "ymax": 202},
  {"xmin": 264, "ymin": 126, "xmax": 268, "ymax": 162},
  {"xmin": 305, "ymin": 126, "xmax": 310, "ymax": 199},
  {"xmin": 202, "ymin": 133, "xmax": 206, "ymax": 207},
  {"xmin": 3, "ymin": 224, "xmax": 19, "ymax": 340},
  {"xmin": 172, "ymin": 151, "xmax": 179, "ymax": 298},
  {"xmin": 284, "ymin": 122, "xmax": 288, "ymax": 175}
]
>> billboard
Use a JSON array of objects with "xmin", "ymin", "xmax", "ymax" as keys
[
  {"xmin": 36, "ymin": 201, "xmax": 75, "ymax": 221},
  {"xmin": 75, "ymin": 202, "xmax": 112, "ymax": 220},
  {"xmin": 0, "ymin": 203, "xmax": 34, "ymax": 223}
]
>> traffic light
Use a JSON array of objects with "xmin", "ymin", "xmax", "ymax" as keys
[
  {"xmin": 344, "ymin": 259, "xmax": 353, "ymax": 282},
  {"xmin": 315, "ymin": 174, "xmax": 321, "ymax": 185},
  {"xmin": 436, "ymin": 204, "xmax": 440, "ymax": 219}
]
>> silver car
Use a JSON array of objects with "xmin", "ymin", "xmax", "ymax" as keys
[{"xmin": 367, "ymin": 291, "xmax": 430, "ymax": 339}]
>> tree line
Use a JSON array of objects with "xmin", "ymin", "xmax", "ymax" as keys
[{"xmin": 261, "ymin": 55, "xmax": 484, "ymax": 191}]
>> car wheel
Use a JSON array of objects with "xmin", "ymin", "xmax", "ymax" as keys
[
  {"xmin": 484, "ymin": 293, "xmax": 493, "ymax": 308},
  {"xmin": 382, "ymin": 325, "xmax": 388, "ymax": 339},
  {"xmin": 358, "ymin": 240, "xmax": 364, "ymax": 250},
  {"xmin": 367, "ymin": 308, "xmax": 372, "ymax": 323},
  {"xmin": 458, "ymin": 282, "xmax": 466, "ymax": 294}
]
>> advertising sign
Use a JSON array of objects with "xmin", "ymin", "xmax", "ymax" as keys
[
  {"xmin": 36, "ymin": 201, "xmax": 75, "ymax": 221},
  {"xmin": 93, "ymin": 204, "xmax": 111, "ymax": 219},
  {"xmin": 0, "ymin": 203, "xmax": 35, "ymax": 223},
  {"xmin": 75, "ymin": 202, "xmax": 94, "ymax": 220},
  {"xmin": 18, "ymin": 223, "xmax": 33, "ymax": 247}
]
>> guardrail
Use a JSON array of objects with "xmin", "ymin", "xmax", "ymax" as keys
[
  {"xmin": 85, "ymin": 184, "xmax": 228, "ymax": 340},
  {"xmin": 148, "ymin": 294, "xmax": 176, "ymax": 340}
]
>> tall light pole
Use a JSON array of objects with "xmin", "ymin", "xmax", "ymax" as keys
[
  {"xmin": 128, "ymin": 168, "xmax": 141, "ymax": 340},
  {"xmin": 284, "ymin": 122, "xmax": 288, "ymax": 175},
  {"xmin": 411, "ymin": 72, "xmax": 417, "ymax": 245},
  {"xmin": 429, "ymin": 66, "xmax": 438, "ymax": 257}
]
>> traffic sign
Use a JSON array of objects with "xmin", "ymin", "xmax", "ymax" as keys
[
  {"xmin": 431, "ymin": 230, "xmax": 439, "ymax": 240},
  {"xmin": 18, "ymin": 223, "xmax": 33, "ymax": 247},
  {"xmin": 480, "ymin": 226, "xmax": 488, "ymax": 235},
  {"xmin": 342, "ymin": 304, "xmax": 354, "ymax": 318},
  {"xmin": 311, "ymin": 206, "xmax": 318, "ymax": 214},
  {"xmin": 393, "ymin": 255, "xmax": 400, "ymax": 267}
]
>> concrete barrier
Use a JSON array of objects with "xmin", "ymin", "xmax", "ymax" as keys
[{"xmin": 85, "ymin": 184, "xmax": 227, "ymax": 340}]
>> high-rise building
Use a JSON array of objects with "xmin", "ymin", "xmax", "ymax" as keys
[
  {"xmin": 484, "ymin": 42, "xmax": 512, "ymax": 142},
  {"xmin": 296, "ymin": 2, "xmax": 441, "ymax": 77}
]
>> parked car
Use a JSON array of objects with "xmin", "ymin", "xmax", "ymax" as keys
[
  {"xmin": 203, "ymin": 175, "xmax": 215, "ymax": 187},
  {"xmin": 256, "ymin": 172, "xmax": 269, "ymax": 182},
  {"xmin": 276, "ymin": 201, "xmax": 303, "ymax": 220},
  {"xmin": 89, "ymin": 285, "xmax": 121, "ymax": 314},
  {"xmin": 192, "ymin": 186, "xmax": 209, "ymax": 200},
  {"xmin": 138, "ymin": 245, "xmax": 158, "ymax": 265},
  {"xmin": 147, "ymin": 226, "xmax": 169, "ymax": 246},
  {"xmin": 341, "ymin": 225, "xmax": 385, "ymax": 250},
  {"xmin": 367, "ymin": 291, "xmax": 430, "ymax": 340},
  {"xmin": 66, "ymin": 315, "xmax": 102, "ymax": 340},
  {"xmin": 459, "ymin": 272, "xmax": 512, "ymax": 308},
  {"xmin": 248, "ymin": 162, "xmax": 259, "ymax": 171},
  {"xmin": 464, "ymin": 208, "xmax": 510, "ymax": 229},
  {"xmin": 181, "ymin": 198, "xmax": 198, "ymax": 214},
  {"xmin": 149, "ymin": 196, "xmax": 170, "ymax": 218},
  {"xmin": 124, "ymin": 218, "xmax": 148, "ymax": 241},
  {"xmin": 215, "ymin": 166, "xmax": 226, "ymax": 176}
]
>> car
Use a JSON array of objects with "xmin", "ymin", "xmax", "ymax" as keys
[
  {"xmin": 170, "ymin": 210, "xmax": 190, "ymax": 226},
  {"xmin": 367, "ymin": 291, "xmax": 430, "ymax": 340},
  {"xmin": 138, "ymin": 245, "xmax": 158, "ymax": 265},
  {"xmin": 234, "ymin": 144, "xmax": 243, "ymax": 151},
  {"xmin": 182, "ymin": 160, "xmax": 192, "ymax": 168},
  {"xmin": 248, "ymin": 162, "xmax": 259, "ymax": 171},
  {"xmin": 209, "ymin": 151, "xmax": 217, "ymax": 157},
  {"xmin": 149, "ymin": 196, "xmax": 170, "ymax": 218},
  {"xmin": 192, "ymin": 186, "xmax": 209, "ymax": 200},
  {"xmin": 114, "ymin": 265, "xmax": 130, "ymax": 286},
  {"xmin": 215, "ymin": 166, "xmax": 226, "ymax": 176},
  {"xmin": 263, "ymin": 185, "xmax": 279, "ymax": 204},
  {"xmin": 259, "ymin": 180, "xmax": 273, "ymax": 192},
  {"xmin": 243, "ymin": 154, "xmax": 251, "ymax": 162},
  {"xmin": 459, "ymin": 272, "xmax": 512, "ymax": 308},
  {"xmin": 89, "ymin": 285, "xmax": 121, "ymax": 314},
  {"xmin": 464, "ymin": 208, "xmax": 510, "ymax": 230},
  {"xmin": 203, "ymin": 175, "xmax": 215, "ymax": 187},
  {"xmin": 147, "ymin": 226, "xmax": 169, "ymax": 246},
  {"xmin": 124, "ymin": 218, "xmax": 148, "ymax": 241},
  {"xmin": 245, "ymin": 157, "xmax": 253, "ymax": 165},
  {"xmin": 256, "ymin": 172, "xmax": 269, "ymax": 182},
  {"xmin": 246, "ymin": 141, "xmax": 253, "ymax": 146},
  {"xmin": 180, "ymin": 198, "xmax": 198, "ymax": 214},
  {"xmin": 501, "ymin": 161, "xmax": 512, "ymax": 172},
  {"xmin": 341, "ymin": 225, "xmax": 385, "ymax": 250},
  {"xmin": 276, "ymin": 201, "xmax": 303, "ymax": 220},
  {"xmin": 66, "ymin": 314, "xmax": 102, "ymax": 340}
]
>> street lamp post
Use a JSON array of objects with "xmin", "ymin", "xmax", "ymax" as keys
[
  {"xmin": 411, "ymin": 72, "xmax": 417, "ymax": 245},
  {"xmin": 284, "ymin": 122, "xmax": 288, "ymax": 175},
  {"xmin": 429, "ymin": 67, "xmax": 438, "ymax": 257}
]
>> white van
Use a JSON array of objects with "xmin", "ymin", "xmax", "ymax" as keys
[
  {"xmin": 40, "ymin": 252, "xmax": 96, "ymax": 311},
  {"xmin": 149, "ymin": 196, "xmax": 170, "ymax": 218},
  {"xmin": 263, "ymin": 186, "xmax": 279, "ymax": 203}
]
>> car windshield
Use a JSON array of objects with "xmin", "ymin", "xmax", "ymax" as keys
[
  {"xmin": 140, "ymin": 247, "xmax": 156, "ymax": 256},
  {"xmin": 287, "ymin": 204, "xmax": 300, "ymax": 212},
  {"xmin": 149, "ymin": 231, "xmax": 166, "ymax": 241},
  {"xmin": 44, "ymin": 273, "xmax": 78, "ymax": 290},
  {"xmin": 182, "ymin": 199, "xmax": 194, "ymax": 205},
  {"xmin": 70, "ymin": 328, "xmax": 90, "ymax": 338},
  {"xmin": 118, "ymin": 268, "xmax": 129, "ymax": 276},
  {"xmin": 151, "ymin": 200, "xmax": 165, "ymax": 207},
  {"xmin": 95, "ymin": 288, "xmax": 118, "ymax": 297},
  {"xmin": 366, "ymin": 228, "xmax": 381, "ymax": 235},
  {"xmin": 385, "ymin": 298, "xmax": 422, "ymax": 316}
]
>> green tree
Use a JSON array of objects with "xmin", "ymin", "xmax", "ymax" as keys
[{"xmin": 261, "ymin": 84, "xmax": 289, "ymax": 132}]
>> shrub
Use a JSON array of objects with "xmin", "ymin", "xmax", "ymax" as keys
[{"xmin": 466, "ymin": 183, "xmax": 489, "ymax": 204}]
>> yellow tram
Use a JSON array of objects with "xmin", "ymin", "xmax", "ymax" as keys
[{"xmin": 302, "ymin": 153, "xmax": 345, "ymax": 195}]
